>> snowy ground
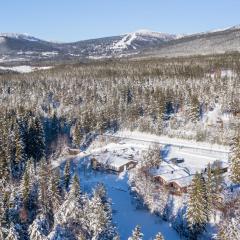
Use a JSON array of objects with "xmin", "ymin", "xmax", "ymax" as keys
[
  {"xmin": 73, "ymin": 160, "xmax": 180, "ymax": 240},
  {"xmin": 104, "ymin": 131, "xmax": 230, "ymax": 174},
  {"xmin": 54, "ymin": 130, "xmax": 231, "ymax": 239},
  {"xmin": 0, "ymin": 65, "xmax": 52, "ymax": 73}
]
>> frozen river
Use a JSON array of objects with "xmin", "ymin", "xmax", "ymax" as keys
[{"xmin": 75, "ymin": 161, "xmax": 180, "ymax": 240}]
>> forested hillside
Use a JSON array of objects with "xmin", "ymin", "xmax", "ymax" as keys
[{"xmin": 0, "ymin": 53, "xmax": 239, "ymax": 239}]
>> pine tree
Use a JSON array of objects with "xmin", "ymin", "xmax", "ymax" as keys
[
  {"xmin": 230, "ymin": 131, "xmax": 240, "ymax": 184},
  {"xmin": 13, "ymin": 124, "xmax": 26, "ymax": 178},
  {"xmin": 64, "ymin": 160, "xmax": 71, "ymax": 190},
  {"xmin": 154, "ymin": 232, "xmax": 165, "ymax": 240},
  {"xmin": 186, "ymin": 172, "xmax": 208, "ymax": 239},
  {"xmin": 6, "ymin": 223, "xmax": 20, "ymax": 240},
  {"xmin": 20, "ymin": 162, "xmax": 31, "ymax": 208},
  {"xmin": 49, "ymin": 168, "xmax": 62, "ymax": 213},
  {"xmin": 55, "ymin": 174, "xmax": 84, "ymax": 226},
  {"xmin": 128, "ymin": 225, "xmax": 143, "ymax": 240},
  {"xmin": 28, "ymin": 117, "xmax": 45, "ymax": 162},
  {"xmin": 73, "ymin": 120, "xmax": 82, "ymax": 147},
  {"xmin": 186, "ymin": 95, "xmax": 200, "ymax": 123},
  {"xmin": 38, "ymin": 161, "xmax": 53, "ymax": 223},
  {"xmin": 94, "ymin": 184, "xmax": 117, "ymax": 239},
  {"xmin": 217, "ymin": 217, "xmax": 240, "ymax": 240},
  {"xmin": 28, "ymin": 214, "xmax": 49, "ymax": 240},
  {"xmin": 85, "ymin": 190, "xmax": 110, "ymax": 240}
]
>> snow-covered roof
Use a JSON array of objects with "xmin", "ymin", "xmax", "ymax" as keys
[
  {"xmin": 150, "ymin": 162, "xmax": 179, "ymax": 176},
  {"xmin": 92, "ymin": 152, "xmax": 135, "ymax": 168},
  {"xmin": 158, "ymin": 169, "xmax": 190, "ymax": 183},
  {"xmin": 170, "ymin": 175, "xmax": 194, "ymax": 188}
]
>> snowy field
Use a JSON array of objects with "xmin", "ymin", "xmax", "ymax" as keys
[
  {"xmin": 0, "ymin": 65, "xmax": 52, "ymax": 73},
  {"xmin": 73, "ymin": 160, "xmax": 180, "ymax": 240}
]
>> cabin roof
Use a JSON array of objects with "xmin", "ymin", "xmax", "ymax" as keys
[{"xmin": 92, "ymin": 152, "xmax": 135, "ymax": 168}]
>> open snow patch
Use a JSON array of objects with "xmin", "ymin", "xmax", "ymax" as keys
[{"xmin": 0, "ymin": 65, "xmax": 53, "ymax": 73}]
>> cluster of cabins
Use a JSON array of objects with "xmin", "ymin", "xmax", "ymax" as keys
[
  {"xmin": 151, "ymin": 160, "xmax": 228, "ymax": 195},
  {"xmin": 90, "ymin": 143, "xmax": 229, "ymax": 196}
]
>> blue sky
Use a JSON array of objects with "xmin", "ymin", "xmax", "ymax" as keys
[{"xmin": 1, "ymin": 0, "xmax": 240, "ymax": 42}]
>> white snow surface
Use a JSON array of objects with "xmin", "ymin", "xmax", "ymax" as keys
[
  {"xmin": 0, "ymin": 33, "xmax": 41, "ymax": 42},
  {"xmin": 108, "ymin": 130, "xmax": 230, "ymax": 152},
  {"xmin": 73, "ymin": 160, "xmax": 180, "ymax": 240},
  {"xmin": 112, "ymin": 29, "xmax": 177, "ymax": 50},
  {"xmin": 0, "ymin": 65, "xmax": 52, "ymax": 73},
  {"xmin": 105, "ymin": 130, "xmax": 229, "ymax": 174}
]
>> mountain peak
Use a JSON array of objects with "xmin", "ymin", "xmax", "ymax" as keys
[
  {"xmin": 112, "ymin": 29, "xmax": 177, "ymax": 50},
  {"xmin": 0, "ymin": 33, "xmax": 41, "ymax": 42}
]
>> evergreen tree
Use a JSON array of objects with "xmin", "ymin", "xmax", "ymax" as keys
[
  {"xmin": 28, "ymin": 117, "xmax": 45, "ymax": 162},
  {"xmin": 6, "ymin": 223, "xmax": 20, "ymax": 240},
  {"xmin": 64, "ymin": 160, "xmax": 71, "ymax": 190},
  {"xmin": 49, "ymin": 168, "xmax": 62, "ymax": 213},
  {"xmin": 20, "ymin": 162, "xmax": 31, "ymax": 208},
  {"xmin": 28, "ymin": 214, "xmax": 49, "ymax": 240},
  {"xmin": 55, "ymin": 174, "xmax": 84, "ymax": 227},
  {"xmin": 73, "ymin": 120, "xmax": 82, "ymax": 147},
  {"xmin": 128, "ymin": 225, "xmax": 143, "ymax": 240},
  {"xmin": 38, "ymin": 161, "xmax": 53, "ymax": 223},
  {"xmin": 217, "ymin": 217, "xmax": 240, "ymax": 240},
  {"xmin": 186, "ymin": 95, "xmax": 200, "ymax": 123},
  {"xmin": 186, "ymin": 173, "xmax": 208, "ymax": 239},
  {"xmin": 85, "ymin": 190, "xmax": 110, "ymax": 240},
  {"xmin": 154, "ymin": 232, "xmax": 165, "ymax": 240},
  {"xmin": 230, "ymin": 132, "xmax": 240, "ymax": 184},
  {"xmin": 13, "ymin": 125, "xmax": 26, "ymax": 178}
]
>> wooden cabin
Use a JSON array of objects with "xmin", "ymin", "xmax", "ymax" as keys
[{"xmin": 91, "ymin": 157, "xmax": 137, "ymax": 173}]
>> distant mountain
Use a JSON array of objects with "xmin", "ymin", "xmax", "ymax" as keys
[
  {"xmin": 142, "ymin": 26, "xmax": 240, "ymax": 57},
  {"xmin": 1, "ymin": 26, "xmax": 240, "ymax": 62}
]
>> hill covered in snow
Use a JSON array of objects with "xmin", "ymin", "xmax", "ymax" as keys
[{"xmin": 1, "ymin": 25, "xmax": 240, "ymax": 62}]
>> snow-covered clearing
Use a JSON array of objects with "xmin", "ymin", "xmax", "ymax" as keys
[
  {"xmin": 103, "ymin": 131, "xmax": 229, "ymax": 174},
  {"xmin": 0, "ymin": 65, "xmax": 52, "ymax": 73}
]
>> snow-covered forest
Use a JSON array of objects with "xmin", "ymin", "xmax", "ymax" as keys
[{"xmin": 0, "ymin": 53, "xmax": 239, "ymax": 239}]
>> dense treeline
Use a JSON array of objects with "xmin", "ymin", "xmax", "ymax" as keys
[{"xmin": 0, "ymin": 53, "xmax": 239, "ymax": 239}]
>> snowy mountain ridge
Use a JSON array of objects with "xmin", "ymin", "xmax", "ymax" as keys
[
  {"xmin": 1, "ymin": 25, "xmax": 240, "ymax": 62},
  {"xmin": 0, "ymin": 32, "xmax": 42, "ymax": 42},
  {"xmin": 112, "ymin": 29, "xmax": 178, "ymax": 50}
]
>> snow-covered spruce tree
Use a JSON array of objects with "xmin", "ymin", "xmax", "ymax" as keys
[
  {"xmin": 154, "ymin": 232, "xmax": 165, "ymax": 240},
  {"xmin": 13, "ymin": 124, "xmax": 27, "ymax": 179},
  {"xmin": 73, "ymin": 120, "xmax": 82, "ymax": 147},
  {"xmin": 55, "ymin": 174, "xmax": 84, "ymax": 226},
  {"xmin": 94, "ymin": 184, "xmax": 118, "ymax": 239},
  {"xmin": 217, "ymin": 217, "xmax": 240, "ymax": 240},
  {"xmin": 28, "ymin": 214, "xmax": 49, "ymax": 240},
  {"xmin": 186, "ymin": 172, "xmax": 208, "ymax": 239},
  {"xmin": 230, "ymin": 131, "xmax": 240, "ymax": 184},
  {"xmin": 19, "ymin": 161, "xmax": 31, "ymax": 209},
  {"xmin": 186, "ymin": 95, "xmax": 200, "ymax": 124},
  {"xmin": 205, "ymin": 163, "xmax": 221, "ymax": 220},
  {"xmin": 0, "ymin": 188, "xmax": 11, "ymax": 229},
  {"xmin": 85, "ymin": 189, "xmax": 112, "ymax": 240},
  {"xmin": 38, "ymin": 161, "xmax": 53, "ymax": 226},
  {"xmin": 28, "ymin": 117, "xmax": 45, "ymax": 163},
  {"xmin": 128, "ymin": 225, "xmax": 143, "ymax": 240},
  {"xmin": 64, "ymin": 160, "xmax": 71, "ymax": 190},
  {"xmin": 49, "ymin": 168, "xmax": 62, "ymax": 214},
  {"xmin": 6, "ymin": 223, "xmax": 20, "ymax": 240}
]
